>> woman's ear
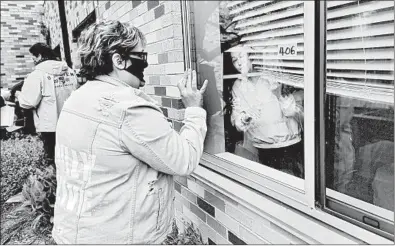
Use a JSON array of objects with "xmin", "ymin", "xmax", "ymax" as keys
[{"xmin": 112, "ymin": 53, "xmax": 126, "ymax": 70}]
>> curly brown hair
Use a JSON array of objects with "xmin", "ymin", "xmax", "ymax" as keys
[{"xmin": 77, "ymin": 20, "xmax": 146, "ymax": 80}]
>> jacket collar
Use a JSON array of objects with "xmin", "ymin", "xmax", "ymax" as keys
[
  {"xmin": 95, "ymin": 75, "xmax": 133, "ymax": 88},
  {"xmin": 35, "ymin": 60, "xmax": 68, "ymax": 75},
  {"xmin": 95, "ymin": 75, "xmax": 159, "ymax": 105}
]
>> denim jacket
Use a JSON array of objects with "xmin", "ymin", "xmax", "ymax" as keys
[{"xmin": 52, "ymin": 75, "xmax": 207, "ymax": 244}]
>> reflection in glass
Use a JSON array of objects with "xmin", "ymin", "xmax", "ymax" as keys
[
  {"xmin": 191, "ymin": 1, "xmax": 225, "ymax": 155},
  {"xmin": 327, "ymin": 97, "xmax": 394, "ymax": 212},
  {"xmin": 325, "ymin": 1, "xmax": 394, "ymax": 213}
]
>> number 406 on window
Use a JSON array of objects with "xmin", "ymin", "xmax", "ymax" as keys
[{"xmin": 278, "ymin": 43, "xmax": 298, "ymax": 57}]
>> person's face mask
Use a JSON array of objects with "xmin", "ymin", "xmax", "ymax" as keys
[
  {"xmin": 124, "ymin": 52, "xmax": 148, "ymax": 83},
  {"xmin": 32, "ymin": 54, "xmax": 42, "ymax": 65}
]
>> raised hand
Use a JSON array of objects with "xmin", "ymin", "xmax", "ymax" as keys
[{"xmin": 177, "ymin": 69, "xmax": 209, "ymax": 108}]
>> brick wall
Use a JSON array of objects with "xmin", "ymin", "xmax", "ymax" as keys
[
  {"xmin": 64, "ymin": 0, "xmax": 98, "ymax": 67},
  {"xmin": 42, "ymin": 0, "xmax": 187, "ymax": 129},
  {"xmin": 94, "ymin": 0, "xmax": 186, "ymax": 129},
  {"xmin": 173, "ymin": 175, "xmax": 305, "ymax": 245},
  {"xmin": 42, "ymin": 1, "xmax": 62, "ymax": 51},
  {"xmin": 0, "ymin": 1, "xmax": 45, "ymax": 88}
]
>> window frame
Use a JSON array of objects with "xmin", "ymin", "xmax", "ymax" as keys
[
  {"xmin": 182, "ymin": 0, "xmax": 316, "ymax": 213},
  {"xmin": 72, "ymin": 10, "xmax": 97, "ymax": 43},
  {"xmin": 316, "ymin": 1, "xmax": 395, "ymax": 240},
  {"xmin": 71, "ymin": 9, "xmax": 97, "ymax": 83},
  {"xmin": 180, "ymin": 0, "xmax": 394, "ymax": 243}
]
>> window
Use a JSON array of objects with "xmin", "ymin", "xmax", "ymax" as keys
[
  {"xmin": 183, "ymin": 0, "xmax": 394, "ymax": 241},
  {"xmin": 190, "ymin": 0, "xmax": 307, "ymax": 179},
  {"xmin": 71, "ymin": 10, "xmax": 96, "ymax": 84},
  {"xmin": 53, "ymin": 45, "xmax": 61, "ymax": 60},
  {"xmin": 72, "ymin": 10, "xmax": 97, "ymax": 43},
  {"xmin": 181, "ymin": 0, "xmax": 319, "ymax": 219},
  {"xmin": 321, "ymin": 0, "xmax": 394, "ymax": 239}
]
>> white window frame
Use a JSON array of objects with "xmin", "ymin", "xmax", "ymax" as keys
[
  {"xmin": 180, "ymin": 0, "xmax": 394, "ymax": 243},
  {"xmin": 317, "ymin": 1, "xmax": 394, "ymax": 240},
  {"xmin": 183, "ymin": 0, "xmax": 316, "ymax": 216}
]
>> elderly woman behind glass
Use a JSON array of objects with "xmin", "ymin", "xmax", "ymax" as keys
[
  {"xmin": 52, "ymin": 20, "xmax": 208, "ymax": 244},
  {"xmin": 226, "ymin": 45, "xmax": 304, "ymax": 178}
]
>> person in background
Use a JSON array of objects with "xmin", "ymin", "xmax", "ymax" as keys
[
  {"xmin": 226, "ymin": 45, "xmax": 304, "ymax": 178},
  {"xmin": 0, "ymin": 94, "xmax": 5, "ymax": 108},
  {"xmin": 52, "ymin": 20, "xmax": 208, "ymax": 244},
  {"xmin": 5, "ymin": 79, "xmax": 36, "ymax": 134},
  {"xmin": 222, "ymin": 51, "xmax": 247, "ymax": 155},
  {"xmin": 1, "ymin": 43, "xmax": 78, "ymax": 165},
  {"xmin": 333, "ymin": 97, "xmax": 355, "ymax": 193}
]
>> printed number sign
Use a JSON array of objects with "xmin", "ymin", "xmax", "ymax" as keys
[{"xmin": 278, "ymin": 43, "xmax": 298, "ymax": 57}]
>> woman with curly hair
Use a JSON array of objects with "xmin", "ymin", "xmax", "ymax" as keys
[{"xmin": 53, "ymin": 20, "xmax": 208, "ymax": 244}]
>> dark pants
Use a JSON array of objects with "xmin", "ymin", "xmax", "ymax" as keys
[
  {"xmin": 258, "ymin": 141, "xmax": 304, "ymax": 178},
  {"xmin": 40, "ymin": 132, "xmax": 56, "ymax": 166}
]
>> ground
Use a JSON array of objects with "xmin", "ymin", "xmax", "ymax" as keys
[
  {"xmin": 0, "ymin": 131, "xmax": 203, "ymax": 245},
  {"xmin": 1, "ymin": 202, "xmax": 55, "ymax": 245}
]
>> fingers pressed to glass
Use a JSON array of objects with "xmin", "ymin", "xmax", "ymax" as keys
[
  {"xmin": 179, "ymin": 70, "xmax": 187, "ymax": 88},
  {"xmin": 199, "ymin": 79, "xmax": 208, "ymax": 94},
  {"xmin": 191, "ymin": 70, "xmax": 197, "ymax": 91},
  {"xmin": 186, "ymin": 69, "xmax": 192, "ymax": 90},
  {"xmin": 184, "ymin": 70, "xmax": 188, "ymax": 89}
]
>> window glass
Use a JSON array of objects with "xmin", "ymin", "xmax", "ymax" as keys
[
  {"xmin": 71, "ymin": 11, "xmax": 96, "ymax": 84},
  {"xmin": 193, "ymin": 1, "xmax": 305, "ymax": 179},
  {"xmin": 325, "ymin": 0, "xmax": 394, "ymax": 217}
]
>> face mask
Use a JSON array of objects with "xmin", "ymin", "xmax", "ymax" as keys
[
  {"xmin": 124, "ymin": 57, "xmax": 148, "ymax": 83},
  {"xmin": 34, "ymin": 57, "xmax": 49, "ymax": 66}
]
